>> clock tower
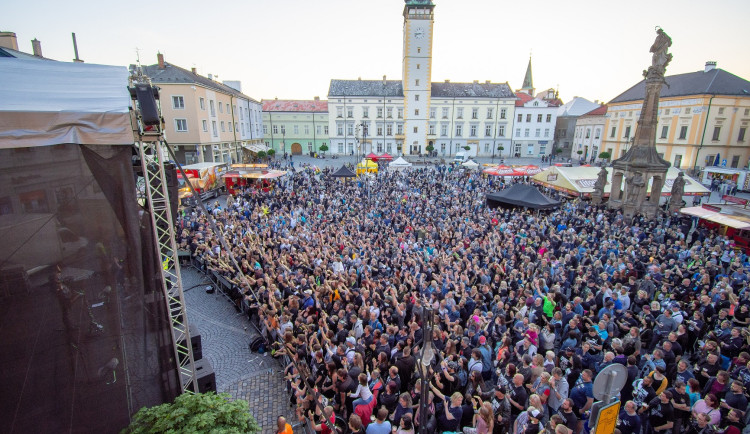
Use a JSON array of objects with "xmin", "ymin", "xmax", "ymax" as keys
[{"xmin": 402, "ymin": 0, "xmax": 434, "ymax": 155}]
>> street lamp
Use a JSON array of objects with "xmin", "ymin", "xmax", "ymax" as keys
[
  {"xmin": 418, "ymin": 304, "xmax": 435, "ymax": 433},
  {"xmin": 281, "ymin": 126, "xmax": 286, "ymax": 157}
]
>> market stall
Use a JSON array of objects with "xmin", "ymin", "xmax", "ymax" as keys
[
  {"xmin": 356, "ymin": 159, "xmax": 378, "ymax": 175},
  {"xmin": 388, "ymin": 157, "xmax": 412, "ymax": 171}
]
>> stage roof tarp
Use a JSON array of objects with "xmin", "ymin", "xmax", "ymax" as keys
[
  {"xmin": 0, "ymin": 58, "xmax": 133, "ymax": 148},
  {"xmin": 330, "ymin": 165, "xmax": 357, "ymax": 178},
  {"xmin": 680, "ymin": 206, "xmax": 750, "ymax": 229},
  {"xmin": 486, "ymin": 184, "xmax": 561, "ymax": 209},
  {"xmin": 531, "ymin": 166, "xmax": 710, "ymax": 197}
]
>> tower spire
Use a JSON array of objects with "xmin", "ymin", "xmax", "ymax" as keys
[{"xmin": 521, "ymin": 55, "xmax": 534, "ymax": 95}]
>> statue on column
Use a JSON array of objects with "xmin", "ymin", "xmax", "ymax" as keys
[
  {"xmin": 592, "ymin": 167, "xmax": 608, "ymax": 205},
  {"xmin": 669, "ymin": 171, "xmax": 686, "ymax": 214},
  {"xmin": 644, "ymin": 27, "xmax": 673, "ymax": 79},
  {"xmin": 626, "ymin": 172, "xmax": 646, "ymax": 205}
]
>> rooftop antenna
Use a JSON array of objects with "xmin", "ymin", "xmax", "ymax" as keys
[
  {"xmin": 135, "ymin": 47, "xmax": 141, "ymax": 66},
  {"xmin": 71, "ymin": 33, "xmax": 84, "ymax": 63}
]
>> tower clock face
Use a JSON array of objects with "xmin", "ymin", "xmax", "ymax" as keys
[{"xmin": 414, "ymin": 27, "xmax": 425, "ymax": 39}]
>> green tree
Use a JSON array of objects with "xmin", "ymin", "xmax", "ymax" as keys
[
  {"xmin": 497, "ymin": 145, "xmax": 504, "ymax": 151},
  {"xmin": 463, "ymin": 146, "xmax": 470, "ymax": 151},
  {"xmin": 576, "ymin": 150, "xmax": 583, "ymax": 155},
  {"xmin": 122, "ymin": 392, "xmax": 260, "ymax": 434},
  {"xmin": 426, "ymin": 143, "xmax": 435, "ymax": 153},
  {"xmin": 319, "ymin": 143, "xmax": 329, "ymax": 154},
  {"xmin": 598, "ymin": 151, "xmax": 611, "ymax": 160},
  {"xmin": 555, "ymin": 148, "xmax": 563, "ymax": 154},
  {"xmin": 267, "ymin": 149, "xmax": 276, "ymax": 158},
  {"xmin": 256, "ymin": 151, "xmax": 267, "ymax": 160}
]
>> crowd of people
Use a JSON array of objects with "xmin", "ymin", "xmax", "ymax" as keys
[{"xmin": 179, "ymin": 163, "xmax": 750, "ymax": 434}]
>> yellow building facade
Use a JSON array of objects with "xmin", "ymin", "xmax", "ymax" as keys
[{"xmin": 602, "ymin": 63, "xmax": 750, "ymax": 171}]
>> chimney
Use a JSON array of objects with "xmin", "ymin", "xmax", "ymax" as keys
[
  {"xmin": 208, "ymin": 73, "xmax": 213, "ymax": 80},
  {"xmin": 444, "ymin": 79, "xmax": 450, "ymax": 83},
  {"xmin": 358, "ymin": 77, "xmax": 362, "ymax": 80},
  {"xmin": 705, "ymin": 61, "xmax": 717, "ymax": 72},
  {"xmin": 314, "ymin": 96, "xmax": 320, "ymax": 101},
  {"xmin": 191, "ymin": 67, "xmax": 197, "ymax": 74},
  {"xmin": 0, "ymin": 32, "xmax": 19, "ymax": 50},
  {"xmin": 383, "ymin": 75, "xmax": 387, "ymax": 84},
  {"xmin": 31, "ymin": 38, "xmax": 42, "ymax": 57},
  {"xmin": 157, "ymin": 52, "xmax": 165, "ymax": 69}
]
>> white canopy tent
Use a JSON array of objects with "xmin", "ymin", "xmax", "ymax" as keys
[
  {"xmin": 389, "ymin": 156, "xmax": 412, "ymax": 170},
  {"xmin": 462, "ymin": 160, "xmax": 480, "ymax": 169}
]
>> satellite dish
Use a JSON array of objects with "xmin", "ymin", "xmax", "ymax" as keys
[{"xmin": 592, "ymin": 364, "xmax": 628, "ymax": 401}]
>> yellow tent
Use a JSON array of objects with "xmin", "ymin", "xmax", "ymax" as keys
[
  {"xmin": 356, "ymin": 159, "xmax": 378, "ymax": 175},
  {"xmin": 531, "ymin": 166, "xmax": 710, "ymax": 197}
]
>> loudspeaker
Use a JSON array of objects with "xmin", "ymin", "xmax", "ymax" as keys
[
  {"xmin": 188, "ymin": 322, "xmax": 202, "ymax": 361},
  {"xmin": 130, "ymin": 84, "xmax": 161, "ymax": 126},
  {"xmin": 164, "ymin": 162, "xmax": 178, "ymax": 223},
  {"xmin": 193, "ymin": 358, "xmax": 216, "ymax": 393}
]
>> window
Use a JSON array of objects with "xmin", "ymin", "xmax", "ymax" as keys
[
  {"xmin": 673, "ymin": 154, "xmax": 682, "ymax": 168},
  {"xmin": 544, "ymin": 129, "xmax": 549, "ymax": 137},
  {"xmin": 415, "ymin": 109, "xmax": 419, "ymax": 116},
  {"xmin": 684, "ymin": 108, "xmax": 690, "ymax": 114},
  {"xmin": 202, "ymin": 120, "xmax": 208, "ymax": 132},
  {"xmin": 731, "ymin": 155, "xmax": 740, "ymax": 168},
  {"xmin": 594, "ymin": 129, "xmax": 600, "ymax": 139},
  {"xmin": 175, "ymin": 119, "xmax": 187, "ymax": 131},
  {"xmin": 338, "ymin": 143, "xmax": 344, "ymax": 153},
  {"xmin": 413, "ymin": 126, "xmax": 418, "ymax": 133},
  {"xmin": 524, "ymin": 128, "xmax": 530, "ymax": 137},
  {"xmin": 347, "ymin": 124, "xmax": 354, "ymax": 136},
  {"xmin": 487, "ymin": 108, "xmax": 493, "ymax": 119},
  {"xmin": 377, "ymin": 126, "xmax": 383, "ymax": 136},
  {"xmin": 220, "ymin": 121, "xmax": 225, "ymax": 132},
  {"xmin": 218, "ymin": 103, "xmax": 223, "ymax": 113},
  {"xmin": 442, "ymin": 108, "xmax": 449, "ymax": 119},
  {"xmin": 585, "ymin": 129, "xmax": 591, "ymax": 139},
  {"xmin": 624, "ymin": 126, "xmax": 631, "ymax": 139},
  {"xmin": 470, "ymin": 125, "xmax": 477, "ymax": 137},
  {"xmin": 660, "ymin": 126, "xmax": 668, "ymax": 139},
  {"xmin": 457, "ymin": 108, "xmax": 463, "ymax": 119},
  {"xmin": 377, "ymin": 107, "xmax": 383, "ymax": 118},
  {"xmin": 498, "ymin": 126, "xmax": 505, "ymax": 137},
  {"xmin": 398, "ymin": 108, "xmax": 404, "ymax": 119},
  {"xmin": 337, "ymin": 107, "xmax": 343, "ymax": 118},
  {"xmin": 416, "ymin": 64, "xmax": 420, "ymax": 69},
  {"xmin": 387, "ymin": 107, "xmax": 393, "ymax": 118},
  {"xmin": 263, "ymin": 125, "xmax": 268, "ymax": 135},
  {"xmin": 414, "ymin": 95, "xmax": 420, "ymax": 102},
  {"xmin": 273, "ymin": 125, "xmax": 279, "ymax": 134},
  {"xmin": 712, "ymin": 126, "xmax": 721, "ymax": 141},
  {"xmin": 415, "ymin": 79, "xmax": 420, "ymax": 86},
  {"xmin": 664, "ymin": 108, "xmax": 670, "ymax": 115},
  {"xmin": 456, "ymin": 125, "xmax": 463, "ymax": 136},
  {"xmin": 526, "ymin": 114, "xmax": 531, "ymax": 122},
  {"xmin": 347, "ymin": 107, "xmax": 353, "ymax": 118},
  {"xmin": 387, "ymin": 124, "xmax": 393, "ymax": 135},
  {"xmin": 172, "ymin": 96, "xmax": 185, "ymax": 109},
  {"xmin": 535, "ymin": 128, "xmax": 540, "ymax": 137},
  {"xmin": 500, "ymin": 109, "xmax": 507, "ymax": 119},
  {"xmin": 484, "ymin": 144, "xmax": 490, "ymax": 153},
  {"xmin": 199, "ymin": 98, "xmax": 205, "ymax": 110},
  {"xmin": 739, "ymin": 127, "xmax": 747, "ymax": 142},
  {"xmin": 316, "ymin": 125, "xmax": 322, "ymax": 134},
  {"xmin": 718, "ymin": 107, "xmax": 725, "ymax": 115},
  {"xmin": 337, "ymin": 124, "xmax": 343, "ymax": 136},
  {"xmin": 397, "ymin": 123, "xmax": 403, "ymax": 135},
  {"xmin": 293, "ymin": 125, "xmax": 299, "ymax": 134},
  {"xmin": 362, "ymin": 107, "xmax": 369, "ymax": 118},
  {"xmin": 304, "ymin": 125, "xmax": 310, "ymax": 135},
  {"xmin": 209, "ymin": 100, "xmax": 216, "ymax": 116},
  {"xmin": 517, "ymin": 113, "xmax": 523, "ymax": 122},
  {"xmin": 485, "ymin": 125, "xmax": 492, "ymax": 136},
  {"xmin": 212, "ymin": 121, "xmax": 218, "ymax": 136},
  {"xmin": 546, "ymin": 114, "xmax": 551, "ymax": 122},
  {"xmin": 527, "ymin": 144, "xmax": 534, "ymax": 155},
  {"xmin": 537, "ymin": 114, "xmax": 543, "ymax": 122},
  {"xmin": 539, "ymin": 144, "xmax": 546, "ymax": 154},
  {"xmin": 679, "ymin": 126, "xmax": 688, "ymax": 139},
  {"xmin": 515, "ymin": 128, "xmax": 521, "ymax": 137},
  {"xmin": 430, "ymin": 108, "xmax": 436, "ymax": 119},
  {"xmin": 441, "ymin": 124, "xmax": 448, "ymax": 136},
  {"xmin": 226, "ymin": 103, "xmax": 230, "ymax": 113},
  {"xmin": 280, "ymin": 126, "xmax": 286, "ymax": 135},
  {"xmin": 472, "ymin": 108, "xmax": 478, "ymax": 119},
  {"xmin": 324, "ymin": 126, "xmax": 328, "ymax": 134},
  {"xmin": 228, "ymin": 122, "xmax": 232, "ymax": 131},
  {"xmin": 745, "ymin": 109, "xmax": 750, "ymax": 116},
  {"xmin": 429, "ymin": 124, "xmax": 435, "ymax": 135}
]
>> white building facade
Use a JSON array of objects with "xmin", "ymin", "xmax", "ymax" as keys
[
  {"xmin": 326, "ymin": 0, "xmax": 515, "ymax": 157},
  {"xmin": 573, "ymin": 106, "xmax": 607, "ymax": 162},
  {"xmin": 511, "ymin": 96, "xmax": 558, "ymax": 157}
]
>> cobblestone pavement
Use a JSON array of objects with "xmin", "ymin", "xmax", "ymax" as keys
[{"xmin": 181, "ymin": 267, "xmax": 299, "ymax": 433}]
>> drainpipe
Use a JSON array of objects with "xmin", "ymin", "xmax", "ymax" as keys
[
  {"xmin": 693, "ymin": 95, "xmax": 715, "ymax": 175},
  {"xmin": 449, "ymin": 97, "xmax": 456, "ymax": 155}
]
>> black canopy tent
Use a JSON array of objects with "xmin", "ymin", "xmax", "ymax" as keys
[
  {"xmin": 330, "ymin": 165, "xmax": 357, "ymax": 178},
  {"xmin": 486, "ymin": 184, "xmax": 560, "ymax": 210}
]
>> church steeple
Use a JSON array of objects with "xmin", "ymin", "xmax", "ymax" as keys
[{"xmin": 520, "ymin": 56, "xmax": 534, "ymax": 95}]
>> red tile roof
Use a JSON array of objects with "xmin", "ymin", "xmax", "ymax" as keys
[
  {"xmin": 514, "ymin": 92, "xmax": 534, "ymax": 107},
  {"xmin": 582, "ymin": 105, "xmax": 608, "ymax": 116},
  {"xmin": 262, "ymin": 99, "xmax": 328, "ymax": 112}
]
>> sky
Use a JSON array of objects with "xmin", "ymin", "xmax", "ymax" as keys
[{"xmin": 6, "ymin": 0, "xmax": 750, "ymax": 104}]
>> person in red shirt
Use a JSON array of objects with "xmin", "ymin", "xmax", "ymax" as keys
[{"xmin": 308, "ymin": 406, "xmax": 336, "ymax": 434}]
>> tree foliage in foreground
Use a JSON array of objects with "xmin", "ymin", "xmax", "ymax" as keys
[{"xmin": 122, "ymin": 392, "xmax": 260, "ymax": 434}]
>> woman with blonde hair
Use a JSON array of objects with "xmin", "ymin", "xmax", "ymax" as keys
[{"xmin": 462, "ymin": 401, "xmax": 493, "ymax": 434}]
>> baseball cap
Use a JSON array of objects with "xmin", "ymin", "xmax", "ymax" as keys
[
  {"xmin": 530, "ymin": 408, "xmax": 541, "ymax": 419},
  {"xmin": 346, "ymin": 337, "xmax": 356, "ymax": 345},
  {"xmin": 479, "ymin": 336, "xmax": 486, "ymax": 345},
  {"xmin": 495, "ymin": 385, "xmax": 506, "ymax": 394}
]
